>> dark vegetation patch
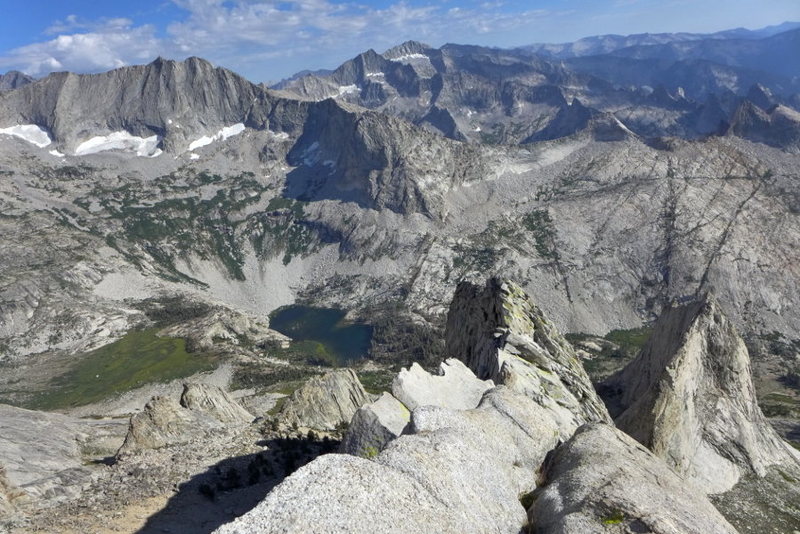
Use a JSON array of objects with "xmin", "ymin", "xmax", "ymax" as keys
[
  {"xmin": 132, "ymin": 295, "xmax": 214, "ymax": 327},
  {"xmin": 230, "ymin": 362, "xmax": 317, "ymax": 393},
  {"xmin": 368, "ymin": 305, "xmax": 445, "ymax": 369},
  {"xmin": 357, "ymin": 369, "xmax": 397, "ymax": 395},
  {"xmin": 451, "ymin": 209, "xmax": 560, "ymax": 275},
  {"xmin": 567, "ymin": 326, "xmax": 653, "ymax": 381},
  {"xmin": 74, "ymin": 170, "xmax": 321, "ymax": 282}
]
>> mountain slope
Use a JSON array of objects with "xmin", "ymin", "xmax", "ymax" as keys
[{"xmin": 0, "ymin": 71, "xmax": 33, "ymax": 92}]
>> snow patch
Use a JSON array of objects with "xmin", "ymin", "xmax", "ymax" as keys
[
  {"xmin": 268, "ymin": 130, "xmax": 290, "ymax": 141},
  {"xmin": 393, "ymin": 53, "xmax": 428, "ymax": 62},
  {"xmin": 612, "ymin": 116, "xmax": 636, "ymax": 136},
  {"xmin": 75, "ymin": 131, "xmax": 162, "ymax": 157},
  {"xmin": 188, "ymin": 123, "xmax": 246, "ymax": 151},
  {"xmin": 365, "ymin": 72, "xmax": 385, "ymax": 77},
  {"xmin": 337, "ymin": 85, "xmax": 358, "ymax": 96},
  {"xmin": 49, "ymin": 149, "xmax": 65, "ymax": 158},
  {"xmin": 189, "ymin": 153, "xmax": 200, "ymax": 160},
  {"xmin": 0, "ymin": 125, "xmax": 52, "ymax": 148}
]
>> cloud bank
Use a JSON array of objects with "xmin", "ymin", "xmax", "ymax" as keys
[
  {"xmin": 0, "ymin": 0, "xmax": 561, "ymax": 81},
  {"xmin": 0, "ymin": 0, "xmax": 797, "ymax": 82}
]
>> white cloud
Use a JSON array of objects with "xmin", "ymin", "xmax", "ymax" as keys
[
  {"xmin": 0, "ymin": 1, "xmax": 567, "ymax": 80},
  {"xmin": 44, "ymin": 14, "xmax": 136, "ymax": 35},
  {"xmin": 163, "ymin": 0, "xmax": 560, "ymax": 78},
  {"xmin": 0, "ymin": 21, "xmax": 161, "ymax": 77}
]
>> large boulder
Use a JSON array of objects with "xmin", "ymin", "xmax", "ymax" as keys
[
  {"xmin": 117, "ymin": 396, "xmax": 209, "ymax": 455},
  {"xmin": 180, "ymin": 382, "xmax": 253, "ymax": 424},
  {"xmin": 275, "ymin": 369, "xmax": 372, "ymax": 431},
  {"xmin": 341, "ymin": 358, "xmax": 494, "ymax": 458},
  {"xmin": 603, "ymin": 295, "xmax": 800, "ymax": 494},
  {"xmin": 117, "ymin": 383, "xmax": 252, "ymax": 455},
  {"xmin": 340, "ymin": 392, "xmax": 410, "ymax": 457},
  {"xmin": 531, "ymin": 423, "xmax": 739, "ymax": 534},
  {"xmin": 391, "ymin": 358, "xmax": 493, "ymax": 411},
  {"xmin": 445, "ymin": 278, "xmax": 612, "ymax": 434},
  {"xmin": 213, "ymin": 454, "xmax": 464, "ymax": 534}
]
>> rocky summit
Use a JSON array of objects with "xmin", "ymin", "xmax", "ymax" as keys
[
  {"xmin": 0, "ymin": 19, "xmax": 799, "ymax": 534},
  {"xmin": 604, "ymin": 295, "xmax": 800, "ymax": 494},
  {"xmin": 213, "ymin": 281, "xmax": 780, "ymax": 534}
]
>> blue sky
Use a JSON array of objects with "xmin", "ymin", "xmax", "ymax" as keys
[{"xmin": 0, "ymin": 0, "xmax": 797, "ymax": 82}]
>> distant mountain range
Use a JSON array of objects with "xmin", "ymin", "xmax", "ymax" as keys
[
  {"xmin": 519, "ymin": 21, "xmax": 800, "ymax": 58},
  {"xmin": 273, "ymin": 24, "xmax": 800, "ymax": 149}
]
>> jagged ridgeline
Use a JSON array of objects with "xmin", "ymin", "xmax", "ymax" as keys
[
  {"xmin": 0, "ymin": 23, "xmax": 799, "ymax": 534},
  {"xmin": 211, "ymin": 279, "xmax": 799, "ymax": 534}
]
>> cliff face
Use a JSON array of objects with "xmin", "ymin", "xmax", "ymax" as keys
[
  {"xmin": 445, "ymin": 278, "xmax": 612, "ymax": 434},
  {"xmin": 604, "ymin": 295, "xmax": 800, "ymax": 494}
]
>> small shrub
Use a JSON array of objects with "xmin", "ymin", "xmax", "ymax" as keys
[
  {"xmin": 601, "ymin": 510, "xmax": 625, "ymax": 525},
  {"xmin": 361, "ymin": 446, "xmax": 379, "ymax": 459}
]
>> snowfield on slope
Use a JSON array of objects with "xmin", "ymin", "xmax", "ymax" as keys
[
  {"xmin": 75, "ymin": 131, "xmax": 162, "ymax": 157},
  {"xmin": 188, "ymin": 123, "xmax": 246, "ymax": 151},
  {"xmin": 0, "ymin": 125, "xmax": 51, "ymax": 147}
]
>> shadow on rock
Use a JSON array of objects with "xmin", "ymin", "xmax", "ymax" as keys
[{"xmin": 135, "ymin": 433, "xmax": 340, "ymax": 534}]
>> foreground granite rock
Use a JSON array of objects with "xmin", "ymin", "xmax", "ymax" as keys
[
  {"xmin": 0, "ymin": 404, "xmax": 94, "ymax": 503},
  {"xmin": 215, "ymin": 386, "xmax": 561, "ymax": 534},
  {"xmin": 0, "ymin": 465, "xmax": 23, "ymax": 518},
  {"xmin": 604, "ymin": 295, "xmax": 800, "ymax": 494},
  {"xmin": 275, "ymin": 369, "xmax": 372, "ymax": 431},
  {"xmin": 339, "ymin": 392, "xmax": 410, "ymax": 457},
  {"xmin": 391, "ymin": 358, "xmax": 494, "ymax": 411},
  {"xmin": 445, "ymin": 278, "xmax": 612, "ymax": 434},
  {"xmin": 531, "ymin": 424, "xmax": 739, "ymax": 534}
]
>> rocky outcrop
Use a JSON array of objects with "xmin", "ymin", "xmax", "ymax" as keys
[
  {"xmin": 391, "ymin": 358, "xmax": 493, "ymax": 411},
  {"xmin": 117, "ymin": 383, "xmax": 252, "ymax": 455},
  {"xmin": 118, "ymin": 396, "xmax": 196, "ymax": 454},
  {"xmin": 340, "ymin": 392, "xmax": 410, "ymax": 457},
  {"xmin": 213, "ymin": 281, "xmax": 764, "ymax": 534},
  {"xmin": 215, "ymin": 386, "xmax": 561, "ymax": 534},
  {"xmin": 275, "ymin": 369, "xmax": 372, "ymax": 431},
  {"xmin": 531, "ymin": 424, "xmax": 739, "ymax": 534},
  {"xmin": 604, "ymin": 295, "xmax": 800, "ymax": 494},
  {"xmin": 727, "ymin": 100, "xmax": 800, "ymax": 150},
  {"xmin": 180, "ymin": 383, "xmax": 253, "ymax": 424},
  {"xmin": 445, "ymin": 278, "xmax": 612, "ymax": 434},
  {"xmin": 159, "ymin": 308, "xmax": 289, "ymax": 352},
  {"xmin": 341, "ymin": 358, "xmax": 493, "ymax": 457}
]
